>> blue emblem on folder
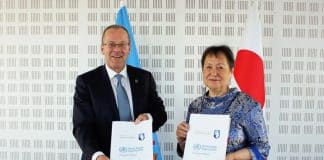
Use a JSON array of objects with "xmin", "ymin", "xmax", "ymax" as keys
[
  {"xmin": 213, "ymin": 129, "xmax": 220, "ymax": 139},
  {"xmin": 138, "ymin": 133, "xmax": 145, "ymax": 141}
]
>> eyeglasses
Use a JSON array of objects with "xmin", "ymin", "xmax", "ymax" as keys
[{"xmin": 103, "ymin": 42, "xmax": 129, "ymax": 49}]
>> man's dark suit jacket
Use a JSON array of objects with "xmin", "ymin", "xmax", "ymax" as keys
[{"xmin": 72, "ymin": 65, "xmax": 167, "ymax": 160}]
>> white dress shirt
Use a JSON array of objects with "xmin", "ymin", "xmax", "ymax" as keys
[{"xmin": 105, "ymin": 64, "xmax": 135, "ymax": 120}]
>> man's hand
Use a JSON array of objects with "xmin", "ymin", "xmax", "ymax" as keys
[
  {"xmin": 134, "ymin": 114, "xmax": 149, "ymax": 124},
  {"xmin": 96, "ymin": 155, "xmax": 109, "ymax": 160}
]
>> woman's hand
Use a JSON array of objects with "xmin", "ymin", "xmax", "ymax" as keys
[
  {"xmin": 176, "ymin": 121, "xmax": 189, "ymax": 152},
  {"xmin": 225, "ymin": 148, "xmax": 252, "ymax": 160},
  {"xmin": 225, "ymin": 153, "xmax": 235, "ymax": 160},
  {"xmin": 176, "ymin": 121, "xmax": 189, "ymax": 142}
]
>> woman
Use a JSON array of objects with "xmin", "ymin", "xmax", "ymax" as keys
[{"xmin": 176, "ymin": 45, "xmax": 270, "ymax": 160}]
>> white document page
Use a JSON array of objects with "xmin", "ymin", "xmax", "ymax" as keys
[
  {"xmin": 110, "ymin": 120, "xmax": 153, "ymax": 160},
  {"xmin": 183, "ymin": 114, "xmax": 231, "ymax": 160}
]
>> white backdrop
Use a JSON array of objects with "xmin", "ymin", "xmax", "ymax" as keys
[{"xmin": 1, "ymin": 0, "xmax": 324, "ymax": 159}]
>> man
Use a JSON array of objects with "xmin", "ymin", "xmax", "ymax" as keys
[{"xmin": 73, "ymin": 25, "xmax": 167, "ymax": 160}]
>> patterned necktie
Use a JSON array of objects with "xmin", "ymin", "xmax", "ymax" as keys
[{"xmin": 115, "ymin": 74, "xmax": 132, "ymax": 121}]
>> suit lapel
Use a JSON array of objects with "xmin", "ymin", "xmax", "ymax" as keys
[
  {"xmin": 100, "ymin": 66, "xmax": 120, "ymax": 120},
  {"xmin": 127, "ymin": 66, "xmax": 141, "ymax": 117}
]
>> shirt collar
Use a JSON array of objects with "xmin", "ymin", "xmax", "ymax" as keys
[
  {"xmin": 204, "ymin": 88, "xmax": 239, "ymax": 100},
  {"xmin": 105, "ymin": 64, "xmax": 128, "ymax": 80}
]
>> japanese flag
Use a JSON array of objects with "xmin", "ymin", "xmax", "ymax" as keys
[{"xmin": 234, "ymin": 3, "xmax": 265, "ymax": 108}]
